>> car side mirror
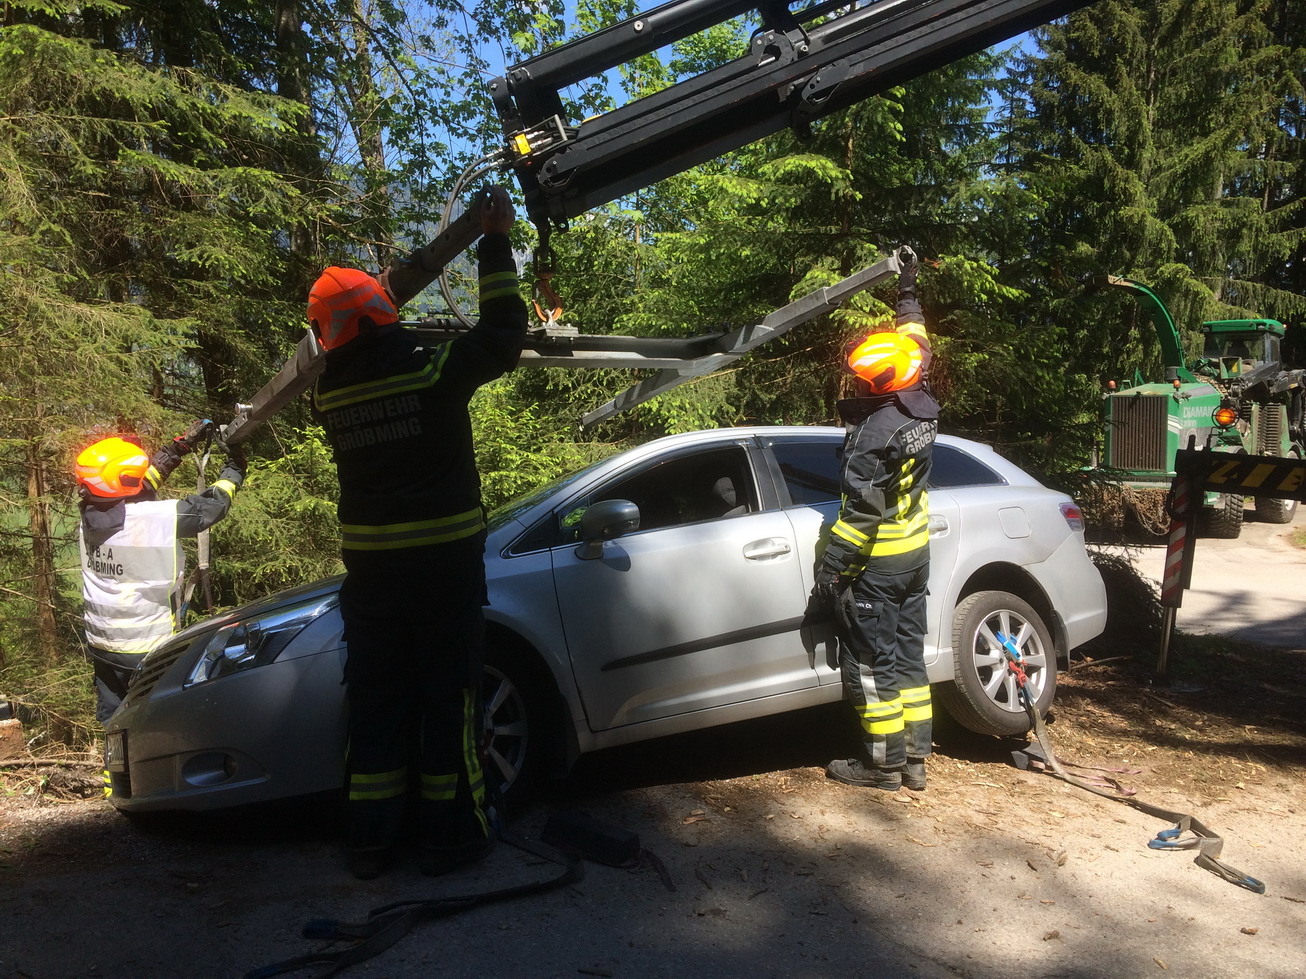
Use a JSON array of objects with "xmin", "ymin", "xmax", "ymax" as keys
[{"xmin": 574, "ymin": 499, "xmax": 640, "ymax": 560}]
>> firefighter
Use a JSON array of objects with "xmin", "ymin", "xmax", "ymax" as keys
[
  {"xmin": 76, "ymin": 426, "xmax": 245, "ymax": 726},
  {"xmin": 308, "ymin": 185, "xmax": 527, "ymax": 880},
  {"xmin": 808, "ymin": 262, "xmax": 938, "ymax": 791}
]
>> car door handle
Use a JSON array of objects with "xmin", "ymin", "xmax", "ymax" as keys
[
  {"xmin": 929, "ymin": 515, "xmax": 950, "ymax": 534},
  {"xmin": 743, "ymin": 538, "xmax": 792, "ymax": 560}
]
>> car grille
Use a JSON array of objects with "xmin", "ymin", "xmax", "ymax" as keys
[
  {"xmin": 124, "ymin": 643, "xmax": 189, "ymax": 705},
  {"xmin": 1107, "ymin": 396, "xmax": 1168, "ymax": 471}
]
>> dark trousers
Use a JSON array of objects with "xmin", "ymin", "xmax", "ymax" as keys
[
  {"xmin": 85, "ymin": 646, "xmax": 142, "ymax": 726},
  {"xmin": 838, "ymin": 562, "xmax": 933, "ymax": 769},
  {"xmin": 339, "ymin": 536, "xmax": 490, "ymax": 851}
]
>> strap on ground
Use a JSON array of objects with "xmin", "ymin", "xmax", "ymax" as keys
[
  {"xmin": 1000, "ymin": 634, "xmax": 1264, "ymax": 893},
  {"xmin": 243, "ymin": 832, "xmax": 583, "ymax": 979}
]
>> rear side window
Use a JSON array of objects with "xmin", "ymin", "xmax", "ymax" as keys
[
  {"xmin": 930, "ymin": 443, "xmax": 1005, "ymax": 488},
  {"xmin": 771, "ymin": 439, "xmax": 843, "ymax": 505},
  {"xmin": 769, "ymin": 437, "xmax": 1006, "ymax": 502}
]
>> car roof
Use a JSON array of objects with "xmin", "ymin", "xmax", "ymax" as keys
[{"xmin": 609, "ymin": 425, "xmax": 1040, "ymax": 486}]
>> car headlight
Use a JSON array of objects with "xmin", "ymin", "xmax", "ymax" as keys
[{"xmin": 185, "ymin": 597, "xmax": 335, "ymax": 686}]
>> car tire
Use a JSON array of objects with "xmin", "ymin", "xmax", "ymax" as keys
[
  {"xmin": 1254, "ymin": 451, "xmax": 1299, "ymax": 524},
  {"xmin": 937, "ymin": 590, "xmax": 1057, "ymax": 738},
  {"xmin": 1200, "ymin": 493, "xmax": 1244, "ymax": 539},
  {"xmin": 481, "ymin": 645, "xmax": 549, "ymax": 815}
]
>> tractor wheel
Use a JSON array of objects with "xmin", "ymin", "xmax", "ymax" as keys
[
  {"xmin": 1200, "ymin": 493, "xmax": 1245, "ymax": 539},
  {"xmin": 1254, "ymin": 451, "xmax": 1299, "ymax": 524}
]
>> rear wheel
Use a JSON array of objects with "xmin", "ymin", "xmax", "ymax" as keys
[
  {"xmin": 1254, "ymin": 451, "xmax": 1299, "ymax": 524},
  {"xmin": 937, "ymin": 590, "xmax": 1056, "ymax": 737},
  {"xmin": 1200, "ymin": 493, "xmax": 1245, "ymax": 539}
]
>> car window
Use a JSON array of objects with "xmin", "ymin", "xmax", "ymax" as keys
[
  {"xmin": 561, "ymin": 446, "xmax": 756, "ymax": 539},
  {"xmin": 769, "ymin": 436, "xmax": 1007, "ymax": 503},
  {"xmin": 771, "ymin": 439, "xmax": 843, "ymax": 505},
  {"xmin": 930, "ymin": 443, "xmax": 1006, "ymax": 488}
]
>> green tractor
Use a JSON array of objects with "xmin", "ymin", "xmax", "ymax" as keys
[{"xmin": 1090, "ymin": 276, "xmax": 1305, "ymax": 539}]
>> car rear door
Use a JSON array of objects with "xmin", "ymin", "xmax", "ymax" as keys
[
  {"xmin": 762, "ymin": 433, "xmax": 963, "ymax": 683},
  {"xmin": 549, "ymin": 441, "xmax": 817, "ymax": 732}
]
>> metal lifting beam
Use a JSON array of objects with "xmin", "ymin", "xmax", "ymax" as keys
[
  {"xmin": 493, "ymin": 0, "xmax": 1095, "ymax": 230},
  {"xmin": 575, "ymin": 248, "xmax": 911, "ymax": 426},
  {"xmin": 222, "ymin": 246, "xmax": 912, "ymax": 442}
]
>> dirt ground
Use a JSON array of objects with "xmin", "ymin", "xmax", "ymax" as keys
[{"xmin": 1, "ymin": 633, "xmax": 1304, "ymax": 979}]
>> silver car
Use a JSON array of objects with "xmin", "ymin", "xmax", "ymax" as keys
[{"xmin": 104, "ymin": 427, "xmax": 1106, "ymax": 812}]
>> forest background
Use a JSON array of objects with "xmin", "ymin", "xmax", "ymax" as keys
[{"xmin": 1, "ymin": 0, "xmax": 1303, "ymax": 752}]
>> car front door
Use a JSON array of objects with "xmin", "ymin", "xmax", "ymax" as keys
[{"xmin": 550, "ymin": 443, "xmax": 817, "ymax": 732}]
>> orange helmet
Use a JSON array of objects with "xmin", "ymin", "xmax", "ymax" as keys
[
  {"xmin": 307, "ymin": 267, "xmax": 398, "ymax": 351},
  {"xmin": 846, "ymin": 331, "xmax": 925, "ymax": 394},
  {"xmin": 75, "ymin": 437, "xmax": 151, "ymax": 499}
]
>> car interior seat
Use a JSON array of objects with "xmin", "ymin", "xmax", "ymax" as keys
[{"xmin": 709, "ymin": 475, "xmax": 748, "ymax": 518}]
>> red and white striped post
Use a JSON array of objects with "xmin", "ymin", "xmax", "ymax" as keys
[{"xmin": 1156, "ymin": 472, "xmax": 1199, "ymax": 682}]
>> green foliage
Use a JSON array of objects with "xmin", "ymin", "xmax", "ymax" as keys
[
  {"xmin": 472, "ymin": 380, "xmax": 599, "ymax": 508},
  {"xmin": 201, "ymin": 429, "xmax": 343, "ymax": 611}
]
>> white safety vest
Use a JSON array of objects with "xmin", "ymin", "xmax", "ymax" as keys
[{"xmin": 79, "ymin": 500, "xmax": 185, "ymax": 655}]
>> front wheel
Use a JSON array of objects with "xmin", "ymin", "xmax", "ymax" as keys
[
  {"xmin": 936, "ymin": 590, "xmax": 1057, "ymax": 737},
  {"xmin": 481, "ymin": 645, "xmax": 551, "ymax": 814},
  {"xmin": 1200, "ymin": 493, "xmax": 1244, "ymax": 539}
]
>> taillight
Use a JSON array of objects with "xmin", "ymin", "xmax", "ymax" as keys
[{"xmin": 1060, "ymin": 502, "xmax": 1085, "ymax": 533}]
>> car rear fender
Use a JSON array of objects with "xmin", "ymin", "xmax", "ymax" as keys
[{"xmin": 942, "ymin": 562, "xmax": 1069, "ymax": 668}]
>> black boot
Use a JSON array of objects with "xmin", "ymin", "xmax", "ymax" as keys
[
  {"xmin": 825, "ymin": 758, "xmax": 903, "ymax": 790},
  {"xmin": 904, "ymin": 758, "xmax": 927, "ymax": 791}
]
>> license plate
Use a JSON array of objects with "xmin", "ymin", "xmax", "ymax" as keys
[{"xmin": 104, "ymin": 731, "xmax": 127, "ymax": 773}]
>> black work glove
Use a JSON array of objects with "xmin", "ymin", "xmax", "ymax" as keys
[
  {"xmin": 805, "ymin": 565, "xmax": 848, "ymax": 620},
  {"xmin": 173, "ymin": 418, "xmax": 214, "ymax": 456}
]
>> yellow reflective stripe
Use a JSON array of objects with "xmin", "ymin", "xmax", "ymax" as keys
[
  {"xmin": 211, "ymin": 479, "xmax": 238, "ymax": 498},
  {"xmin": 102, "ymin": 770, "xmax": 113, "ymax": 799},
  {"xmin": 348, "ymin": 767, "xmax": 408, "ymax": 801},
  {"xmin": 897, "ymin": 321, "xmax": 928, "ymax": 340},
  {"xmin": 314, "ymin": 347, "xmax": 450, "ymax": 413},
  {"xmin": 868, "ymin": 528, "xmax": 930, "ymax": 557},
  {"xmin": 900, "ymin": 685, "xmax": 933, "ymax": 723},
  {"xmin": 463, "ymin": 689, "xmax": 488, "ymax": 832},
  {"xmin": 479, "ymin": 270, "xmax": 520, "ymax": 303},
  {"xmin": 420, "ymin": 773, "xmax": 458, "ymax": 802},
  {"xmin": 340, "ymin": 507, "xmax": 485, "ymax": 550},
  {"xmin": 862, "ymin": 714, "xmax": 905, "ymax": 735},
  {"xmin": 859, "ymin": 696, "xmax": 903, "ymax": 735},
  {"xmin": 859, "ymin": 702, "xmax": 899, "ymax": 718},
  {"xmin": 832, "ymin": 519, "xmax": 869, "ymax": 547},
  {"xmin": 869, "ymin": 513, "xmax": 929, "ymax": 540},
  {"xmin": 144, "ymin": 465, "xmax": 162, "ymax": 490}
]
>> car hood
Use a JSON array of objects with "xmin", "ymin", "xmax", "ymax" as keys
[{"xmin": 172, "ymin": 574, "xmax": 343, "ymax": 641}]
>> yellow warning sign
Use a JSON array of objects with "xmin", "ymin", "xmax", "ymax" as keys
[{"xmin": 1175, "ymin": 449, "xmax": 1306, "ymax": 502}]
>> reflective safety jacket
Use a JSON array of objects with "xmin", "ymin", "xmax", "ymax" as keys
[
  {"xmin": 79, "ymin": 445, "xmax": 242, "ymax": 655},
  {"xmin": 313, "ymin": 234, "xmax": 528, "ymax": 554},
  {"xmin": 823, "ymin": 387, "xmax": 940, "ymax": 577}
]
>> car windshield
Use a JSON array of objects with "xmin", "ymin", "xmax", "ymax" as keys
[{"xmin": 486, "ymin": 456, "xmax": 611, "ymax": 532}]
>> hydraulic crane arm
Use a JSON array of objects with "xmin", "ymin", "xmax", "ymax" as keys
[
  {"xmin": 493, "ymin": 0, "xmax": 1095, "ymax": 232},
  {"xmin": 226, "ymin": 0, "xmax": 1098, "ymax": 441}
]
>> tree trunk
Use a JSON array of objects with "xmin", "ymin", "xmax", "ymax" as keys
[
  {"xmin": 275, "ymin": 0, "xmax": 321, "ymax": 264},
  {"xmin": 25, "ymin": 441, "xmax": 60, "ymax": 669}
]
